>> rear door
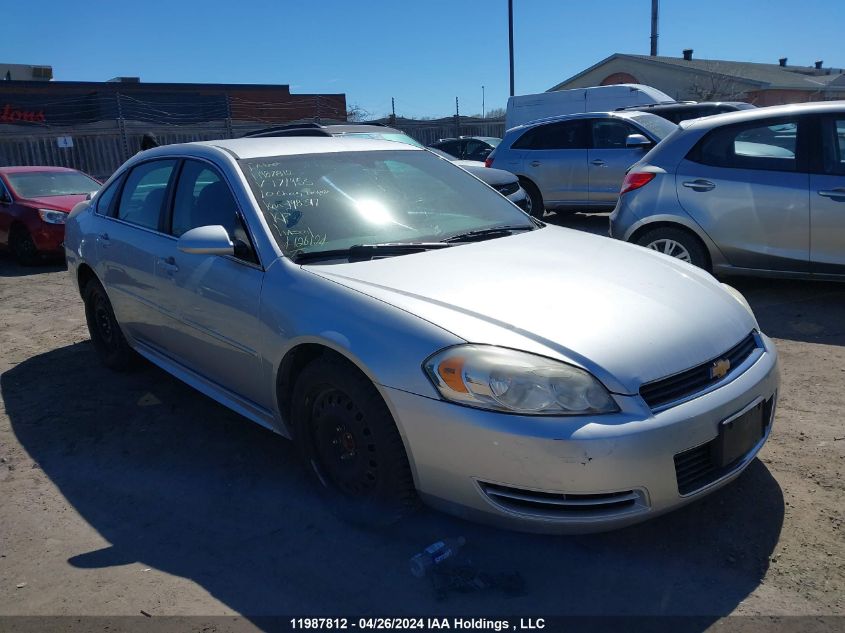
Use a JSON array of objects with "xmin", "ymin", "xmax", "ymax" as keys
[
  {"xmin": 515, "ymin": 120, "xmax": 589, "ymax": 208},
  {"xmin": 676, "ymin": 116, "xmax": 810, "ymax": 273},
  {"xmin": 810, "ymin": 115, "xmax": 845, "ymax": 275},
  {"xmin": 99, "ymin": 159, "xmax": 180, "ymax": 343},
  {"xmin": 588, "ymin": 118, "xmax": 650, "ymax": 206}
]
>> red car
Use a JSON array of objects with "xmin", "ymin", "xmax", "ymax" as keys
[{"xmin": 0, "ymin": 166, "xmax": 101, "ymax": 264}]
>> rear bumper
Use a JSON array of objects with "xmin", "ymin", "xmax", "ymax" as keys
[{"xmin": 383, "ymin": 334, "xmax": 779, "ymax": 534}]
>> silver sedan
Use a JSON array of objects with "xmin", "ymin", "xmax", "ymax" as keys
[{"xmin": 65, "ymin": 136, "xmax": 779, "ymax": 533}]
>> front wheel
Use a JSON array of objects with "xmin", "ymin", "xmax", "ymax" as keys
[
  {"xmin": 635, "ymin": 226, "xmax": 710, "ymax": 271},
  {"xmin": 10, "ymin": 225, "xmax": 38, "ymax": 266},
  {"xmin": 292, "ymin": 356, "xmax": 418, "ymax": 526},
  {"xmin": 83, "ymin": 279, "xmax": 137, "ymax": 371}
]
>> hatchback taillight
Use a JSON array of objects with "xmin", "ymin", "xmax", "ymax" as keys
[
  {"xmin": 484, "ymin": 155, "xmax": 494, "ymax": 168},
  {"xmin": 620, "ymin": 171, "xmax": 656, "ymax": 195}
]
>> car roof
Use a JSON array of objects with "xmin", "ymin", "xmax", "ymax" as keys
[
  {"xmin": 680, "ymin": 100, "xmax": 845, "ymax": 131},
  {"xmin": 0, "ymin": 166, "xmax": 81, "ymax": 174},
  {"xmin": 187, "ymin": 136, "xmax": 423, "ymax": 160},
  {"xmin": 508, "ymin": 110, "xmax": 657, "ymax": 133},
  {"xmin": 322, "ymin": 124, "xmax": 407, "ymax": 135}
]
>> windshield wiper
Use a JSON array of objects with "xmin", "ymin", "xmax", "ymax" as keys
[
  {"xmin": 293, "ymin": 242, "xmax": 454, "ymax": 264},
  {"xmin": 444, "ymin": 225, "xmax": 536, "ymax": 243}
]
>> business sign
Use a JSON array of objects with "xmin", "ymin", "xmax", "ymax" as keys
[{"xmin": 56, "ymin": 136, "xmax": 74, "ymax": 148}]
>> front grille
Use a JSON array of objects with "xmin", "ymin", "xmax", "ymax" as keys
[
  {"xmin": 479, "ymin": 481, "xmax": 647, "ymax": 519},
  {"xmin": 493, "ymin": 182, "xmax": 520, "ymax": 197},
  {"xmin": 640, "ymin": 332, "xmax": 759, "ymax": 410},
  {"xmin": 674, "ymin": 396, "xmax": 774, "ymax": 495}
]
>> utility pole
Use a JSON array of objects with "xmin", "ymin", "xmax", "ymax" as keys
[
  {"xmin": 454, "ymin": 96, "xmax": 460, "ymax": 138},
  {"xmin": 482, "ymin": 85, "xmax": 485, "ymax": 118},
  {"xmin": 390, "ymin": 97, "xmax": 396, "ymax": 124},
  {"xmin": 508, "ymin": 0, "xmax": 515, "ymax": 96},
  {"xmin": 650, "ymin": 0, "xmax": 659, "ymax": 56}
]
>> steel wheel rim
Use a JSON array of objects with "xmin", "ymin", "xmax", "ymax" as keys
[
  {"xmin": 310, "ymin": 387, "xmax": 378, "ymax": 496},
  {"xmin": 647, "ymin": 238, "xmax": 692, "ymax": 262},
  {"xmin": 94, "ymin": 295, "xmax": 115, "ymax": 346},
  {"xmin": 523, "ymin": 194, "xmax": 533, "ymax": 215}
]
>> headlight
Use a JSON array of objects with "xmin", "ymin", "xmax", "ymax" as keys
[
  {"xmin": 38, "ymin": 209, "xmax": 67, "ymax": 225},
  {"xmin": 424, "ymin": 345, "xmax": 618, "ymax": 416}
]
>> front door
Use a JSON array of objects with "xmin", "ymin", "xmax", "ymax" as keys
[
  {"xmin": 811, "ymin": 116, "xmax": 845, "ymax": 275},
  {"xmin": 588, "ymin": 118, "xmax": 649, "ymax": 207},
  {"xmin": 157, "ymin": 159, "xmax": 266, "ymax": 406}
]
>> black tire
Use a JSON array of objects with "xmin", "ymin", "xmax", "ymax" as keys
[
  {"xmin": 10, "ymin": 225, "xmax": 38, "ymax": 266},
  {"xmin": 292, "ymin": 355, "xmax": 418, "ymax": 527},
  {"xmin": 519, "ymin": 178, "xmax": 545, "ymax": 219},
  {"xmin": 83, "ymin": 278, "xmax": 137, "ymax": 371},
  {"xmin": 635, "ymin": 226, "xmax": 710, "ymax": 271}
]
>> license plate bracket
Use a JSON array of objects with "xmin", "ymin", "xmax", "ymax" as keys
[{"xmin": 715, "ymin": 401, "xmax": 766, "ymax": 468}]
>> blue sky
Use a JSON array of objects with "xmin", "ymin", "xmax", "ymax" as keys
[{"xmin": 5, "ymin": 0, "xmax": 844, "ymax": 118}]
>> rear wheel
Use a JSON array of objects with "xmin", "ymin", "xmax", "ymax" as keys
[
  {"xmin": 10, "ymin": 225, "xmax": 38, "ymax": 266},
  {"xmin": 636, "ymin": 226, "xmax": 710, "ymax": 271},
  {"xmin": 519, "ymin": 178, "xmax": 545, "ymax": 219},
  {"xmin": 292, "ymin": 355, "xmax": 417, "ymax": 526},
  {"xmin": 83, "ymin": 278, "xmax": 137, "ymax": 371}
]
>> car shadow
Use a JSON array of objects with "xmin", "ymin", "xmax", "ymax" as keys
[
  {"xmin": 542, "ymin": 211, "xmax": 609, "ymax": 237},
  {"xmin": 729, "ymin": 278, "xmax": 845, "ymax": 347},
  {"xmin": 0, "ymin": 252, "xmax": 66, "ymax": 277},
  {"xmin": 2, "ymin": 342, "xmax": 784, "ymax": 624}
]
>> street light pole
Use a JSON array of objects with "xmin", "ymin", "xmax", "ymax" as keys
[
  {"xmin": 508, "ymin": 0, "xmax": 515, "ymax": 96},
  {"xmin": 482, "ymin": 85, "xmax": 485, "ymax": 118}
]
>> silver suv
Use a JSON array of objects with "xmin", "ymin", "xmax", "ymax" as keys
[
  {"xmin": 610, "ymin": 101, "xmax": 845, "ymax": 279},
  {"xmin": 487, "ymin": 111, "xmax": 677, "ymax": 216}
]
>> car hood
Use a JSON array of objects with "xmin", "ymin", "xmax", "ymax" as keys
[
  {"xmin": 457, "ymin": 164, "xmax": 516, "ymax": 186},
  {"xmin": 304, "ymin": 226, "xmax": 757, "ymax": 394},
  {"xmin": 18, "ymin": 194, "xmax": 90, "ymax": 212}
]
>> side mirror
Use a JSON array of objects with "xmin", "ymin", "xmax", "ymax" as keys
[
  {"xmin": 177, "ymin": 225, "xmax": 234, "ymax": 256},
  {"xmin": 0, "ymin": 191, "xmax": 11, "ymax": 205},
  {"xmin": 626, "ymin": 134, "xmax": 652, "ymax": 149}
]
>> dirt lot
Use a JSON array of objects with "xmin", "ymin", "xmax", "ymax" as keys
[{"xmin": 0, "ymin": 214, "xmax": 843, "ymax": 623}]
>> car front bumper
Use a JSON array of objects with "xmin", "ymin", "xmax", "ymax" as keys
[
  {"xmin": 31, "ymin": 221, "xmax": 66, "ymax": 254},
  {"xmin": 383, "ymin": 334, "xmax": 779, "ymax": 533}
]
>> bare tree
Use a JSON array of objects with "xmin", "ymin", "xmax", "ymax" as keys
[
  {"xmin": 346, "ymin": 103, "xmax": 371, "ymax": 122},
  {"xmin": 685, "ymin": 62, "xmax": 752, "ymax": 101}
]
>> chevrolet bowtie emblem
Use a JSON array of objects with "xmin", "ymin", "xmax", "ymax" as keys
[{"xmin": 710, "ymin": 358, "xmax": 731, "ymax": 380}]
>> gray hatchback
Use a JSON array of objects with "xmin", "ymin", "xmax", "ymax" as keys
[
  {"xmin": 610, "ymin": 101, "xmax": 845, "ymax": 279},
  {"xmin": 487, "ymin": 111, "xmax": 677, "ymax": 216}
]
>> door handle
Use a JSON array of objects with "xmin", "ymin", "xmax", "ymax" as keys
[
  {"xmin": 682, "ymin": 179, "xmax": 716, "ymax": 191},
  {"xmin": 158, "ymin": 256, "xmax": 179, "ymax": 274},
  {"xmin": 818, "ymin": 188, "xmax": 845, "ymax": 198},
  {"xmin": 591, "ymin": 159, "xmax": 607, "ymax": 166},
  {"xmin": 530, "ymin": 160, "xmax": 541, "ymax": 167}
]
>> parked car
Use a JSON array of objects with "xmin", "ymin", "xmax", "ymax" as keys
[
  {"xmin": 426, "ymin": 148, "xmax": 528, "ymax": 211},
  {"xmin": 245, "ymin": 124, "xmax": 527, "ymax": 210},
  {"xmin": 65, "ymin": 136, "xmax": 779, "ymax": 533},
  {"xmin": 610, "ymin": 101, "xmax": 845, "ymax": 279},
  {"xmin": 488, "ymin": 111, "xmax": 677, "ymax": 216},
  {"xmin": 0, "ymin": 166, "xmax": 100, "ymax": 264},
  {"xmin": 505, "ymin": 84, "xmax": 674, "ymax": 130},
  {"xmin": 617, "ymin": 101, "xmax": 756, "ymax": 124},
  {"xmin": 428, "ymin": 136, "xmax": 501, "ymax": 162}
]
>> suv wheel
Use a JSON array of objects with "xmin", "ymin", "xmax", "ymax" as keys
[
  {"xmin": 519, "ymin": 178, "xmax": 544, "ymax": 218},
  {"xmin": 636, "ymin": 227, "xmax": 710, "ymax": 271}
]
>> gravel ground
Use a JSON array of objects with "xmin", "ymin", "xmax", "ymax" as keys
[{"xmin": 0, "ymin": 215, "xmax": 843, "ymax": 623}]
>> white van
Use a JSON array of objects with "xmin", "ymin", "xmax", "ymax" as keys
[{"xmin": 505, "ymin": 84, "xmax": 675, "ymax": 130}]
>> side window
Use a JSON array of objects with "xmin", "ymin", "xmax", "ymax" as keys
[
  {"xmin": 821, "ymin": 117, "xmax": 845, "ymax": 176},
  {"xmin": 690, "ymin": 119, "xmax": 798, "ymax": 172},
  {"xmin": 464, "ymin": 140, "xmax": 489, "ymax": 161},
  {"xmin": 95, "ymin": 174, "xmax": 123, "ymax": 216},
  {"xmin": 171, "ymin": 160, "xmax": 257, "ymax": 264},
  {"xmin": 592, "ymin": 119, "xmax": 638, "ymax": 149},
  {"xmin": 437, "ymin": 140, "xmax": 462, "ymax": 158},
  {"xmin": 512, "ymin": 121, "xmax": 588, "ymax": 150},
  {"xmin": 116, "ymin": 160, "xmax": 177, "ymax": 230}
]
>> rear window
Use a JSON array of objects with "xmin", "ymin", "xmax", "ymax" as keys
[{"xmin": 688, "ymin": 118, "xmax": 799, "ymax": 172}]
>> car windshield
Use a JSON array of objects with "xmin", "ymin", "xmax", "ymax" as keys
[
  {"xmin": 628, "ymin": 113, "xmax": 678, "ymax": 140},
  {"xmin": 340, "ymin": 132, "xmax": 424, "ymax": 148},
  {"xmin": 6, "ymin": 171, "xmax": 100, "ymax": 198},
  {"xmin": 239, "ymin": 149, "xmax": 535, "ymax": 259}
]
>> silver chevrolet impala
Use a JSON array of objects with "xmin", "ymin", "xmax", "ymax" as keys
[{"xmin": 65, "ymin": 137, "xmax": 779, "ymax": 533}]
